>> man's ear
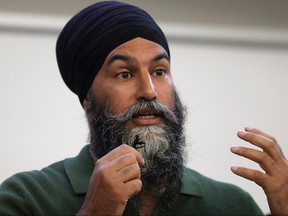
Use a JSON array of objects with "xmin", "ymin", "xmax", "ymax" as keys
[{"xmin": 83, "ymin": 98, "xmax": 91, "ymax": 111}]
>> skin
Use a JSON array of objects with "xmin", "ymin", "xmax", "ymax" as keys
[
  {"xmin": 231, "ymin": 127, "xmax": 288, "ymax": 215},
  {"xmin": 78, "ymin": 37, "xmax": 175, "ymax": 216},
  {"xmin": 89, "ymin": 37, "xmax": 174, "ymax": 129}
]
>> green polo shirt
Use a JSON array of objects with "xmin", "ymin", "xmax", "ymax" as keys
[{"xmin": 0, "ymin": 145, "xmax": 263, "ymax": 215}]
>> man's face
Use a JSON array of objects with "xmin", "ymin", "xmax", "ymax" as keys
[
  {"xmin": 85, "ymin": 38, "xmax": 186, "ymax": 208},
  {"xmin": 88, "ymin": 37, "xmax": 175, "ymax": 130}
]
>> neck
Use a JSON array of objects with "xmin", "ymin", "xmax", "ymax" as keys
[{"xmin": 138, "ymin": 189, "xmax": 164, "ymax": 216}]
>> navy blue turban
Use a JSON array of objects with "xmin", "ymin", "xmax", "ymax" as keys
[{"xmin": 56, "ymin": 1, "xmax": 170, "ymax": 106}]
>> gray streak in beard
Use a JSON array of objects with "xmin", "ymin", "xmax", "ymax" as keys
[{"xmin": 124, "ymin": 125, "xmax": 172, "ymax": 172}]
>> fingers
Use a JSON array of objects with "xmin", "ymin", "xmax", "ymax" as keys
[
  {"xmin": 112, "ymin": 155, "xmax": 142, "ymax": 182},
  {"xmin": 231, "ymin": 126, "xmax": 288, "ymax": 184},
  {"xmin": 124, "ymin": 179, "xmax": 143, "ymax": 198},
  {"xmin": 237, "ymin": 127, "xmax": 286, "ymax": 167},
  {"xmin": 230, "ymin": 146, "xmax": 279, "ymax": 176},
  {"xmin": 245, "ymin": 127, "xmax": 286, "ymax": 159},
  {"xmin": 96, "ymin": 144, "xmax": 144, "ymax": 182},
  {"xmin": 97, "ymin": 144, "xmax": 144, "ymax": 183},
  {"xmin": 232, "ymin": 127, "xmax": 288, "ymax": 216},
  {"xmin": 101, "ymin": 144, "xmax": 145, "ymax": 166},
  {"xmin": 230, "ymin": 165, "xmax": 268, "ymax": 187},
  {"xmin": 244, "ymin": 127, "xmax": 276, "ymax": 143},
  {"xmin": 81, "ymin": 144, "xmax": 144, "ymax": 215}
]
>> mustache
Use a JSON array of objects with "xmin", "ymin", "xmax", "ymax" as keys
[{"xmin": 103, "ymin": 99, "xmax": 180, "ymax": 125}]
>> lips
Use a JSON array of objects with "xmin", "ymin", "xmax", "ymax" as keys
[
  {"xmin": 132, "ymin": 108, "xmax": 162, "ymax": 125},
  {"xmin": 133, "ymin": 108, "xmax": 162, "ymax": 118},
  {"xmin": 137, "ymin": 114, "xmax": 158, "ymax": 118}
]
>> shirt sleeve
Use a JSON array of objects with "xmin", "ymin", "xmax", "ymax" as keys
[{"xmin": 0, "ymin": 177, "xmax": 31, "ymax": 215}]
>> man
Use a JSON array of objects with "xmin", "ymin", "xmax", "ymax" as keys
[{"xmin": 0, "ymin": 1, "xmax": 287, "ymax": 215}]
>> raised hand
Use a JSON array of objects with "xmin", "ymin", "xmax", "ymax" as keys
[
  {"xmin": 78, "ymin": 144, "xmax": 145, "ymax": 216},
  {"xmin": 231, "ymin": 127, "xmax": 288, "ymax": 215}
]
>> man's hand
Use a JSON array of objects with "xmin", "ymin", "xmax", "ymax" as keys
[
  {"xmin": 77, "ymin": 144, "xmax": 145, "ymax": 216},
  {"xmin": 230, "ymin": 127, "xmax": 288, "ymax": 215}
]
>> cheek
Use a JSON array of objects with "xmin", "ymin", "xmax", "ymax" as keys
[
  {"xmin": 98, "ymin": 87, "xmax": 135, "ymax": 115},
  {"xmin": 156, "ymin": 82, "xmax": 175, "ymax": 109}
]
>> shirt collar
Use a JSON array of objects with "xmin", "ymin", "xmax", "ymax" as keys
[
  {"xmin": 179, "ymin": 167, "xmax": 203, "ymax": 197},
  {"xmin": 64, "ymin": 145, "xmax": 203, "ymax": 197},
  {"xmin": 64, "ymin": 145, "xmax": 94, "ymax": 194}
]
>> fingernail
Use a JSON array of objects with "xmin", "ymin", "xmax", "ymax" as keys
[
  {"xmin": 230, "ymin": 146, "xmax": 240, "ymax": 152},
  {"xmin": 231, "ymin": 166, "xmax": 238, "ymax": 172},
  {"xmin": 245, "ymin": 126, "xmax": 253, "ymax": 131},
  {"xmin": 237, "ymin": 130, "xmax": 246, "ymax": 136}
]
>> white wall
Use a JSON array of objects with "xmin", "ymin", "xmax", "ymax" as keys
[
  {"xmin": 1, "ymin": 13, "xmax": 288, "ymax": 214},
  {"xmin": 171, "ymin": 42, "xmax": 288, "ymax": 215}
]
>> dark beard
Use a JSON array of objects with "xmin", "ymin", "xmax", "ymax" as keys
[{"xmin": 86, "ymin": 89, "xmax": 187, "ymax": 210}]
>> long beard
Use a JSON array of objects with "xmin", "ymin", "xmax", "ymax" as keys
[{"xmin": 86, "ymin": 90, "xmax": 187, "ymax": 209}]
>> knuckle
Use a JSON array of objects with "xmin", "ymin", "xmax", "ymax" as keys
[
  {"xmin": 128, "ymin": 153, "xmax": 137, "ymax": 163},
  {"xmin": 258, "ymin": 152, "xmax": 272, "ymax": 167},
  {"xmin": 245, "ymin": 132, "xmax": 255, "ymax": 140},
  {"xmin": 134, "ymin": 179, "xmax": 143, "ymax": 193},
  {"xmin": 117, "ymin": 144, "xmax": 133, "ymax": 155},
  {"xmin": 262, "ymin": 176, "xmax": 285, "ymax": 194},
  {"xmin": 123, "ymin": 164, "xmax": 140, "ymax": 177},
  {"xmin": 267, "ymin": 157, "xmax": 276, "ymax": 167},
  {"xmin": 239, "ymin": 147, "xmax": 248, "ymax": 155},
  {"xmin": 120, "ymin": 153, "xmax": 137, "ymax": 164},
  {"xmin": 134, "ymin": 164, "xmax": 141, "ymax": 177},
  {"xmin": 96, "ymin": 167, "xmax": 108, "ymax": 180},
  {"xmin": 254, "ymin": 171, "xmax": 267, "ymax": 185},
  {"xmin": 94, "ymin": 164, "xmax": 111, "ymax": 183},
  {"xmin": 119, "ymin": 144, "xmax": 130, "ymax": 151},
  {"xmin": 259, "ymin": 152, "xmax": 268, "ymax": 161},
  {"xmin": 122, "ymin": 164, "xmax": 134, "ymax": 175},
  {"xmin": 266, "ymin": 139, "xmax": 277, "ymax": 149},
  {"xmin": 94, "ymin": 159, "xmax": 102, "ymax": 167}
]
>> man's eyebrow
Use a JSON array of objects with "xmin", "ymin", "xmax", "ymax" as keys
[
  {"xmin": 152, "ymin": 52, "xmax": 170, "ymax": 63},
  {"xmin": 107, "ymin": 54, "xmax": 133, "ymax": 65},
  {"xmin": 107, "ymin": 52, "xmax": 170, "ymax": 66}
]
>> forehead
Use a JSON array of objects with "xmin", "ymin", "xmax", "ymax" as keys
[{"xmin": 106, "ymin": 37, "xmax": 169, "ymax": 61}]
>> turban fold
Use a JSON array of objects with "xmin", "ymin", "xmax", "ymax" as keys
[{"xmin": 56, "ymin": 1, "xmax": 170, "ymax": 106}]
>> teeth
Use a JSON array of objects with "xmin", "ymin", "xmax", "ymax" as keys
[{"xmin": 139, "ymin": 114, "xmax": 156, "ymax": 118}]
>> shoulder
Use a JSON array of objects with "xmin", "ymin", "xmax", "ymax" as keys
[
  {"xmin": 0, "ymin": 159, "xmax": 67, "ymax": 199},
  {"xmin": 183, "ymin": 167, "xmax": 247, "ymax": 195},
  {"xmin": 2, "ymin": 159, "xmax": 67, "ymax": 191},
  {"xmin": 0, "ymin": 159, "xmax": 81, "ymax": 215},
  {"xmin": 1, "ymin": 159, "xmax": 66, "ymax": 190},
  {"xmin": 0, "ymin": 144, "xmax": 92, "ymax": 196},
  {"xmin": 176, "ymin": 167, "xmax": 264, "ymax": 215}
]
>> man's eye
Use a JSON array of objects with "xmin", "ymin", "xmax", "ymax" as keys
[
  {"xmin": 116, "ymin": 72, "xmax": 132, "ymax": 79},
  {"xmin": 152, "ymin": 69, "xmax": 165, "ymax": 77}
]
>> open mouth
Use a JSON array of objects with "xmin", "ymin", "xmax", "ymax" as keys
[
  {"xmin": 133, "ymin": 108, "xmax": 162, "ymax": 119},
  {"xmin": 131, "ymin": 108, "xmax": 163, "ymax": 126}
]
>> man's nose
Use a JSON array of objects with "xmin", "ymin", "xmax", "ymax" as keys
[{"xmin": 135, "ymin": 73, "xmax": 158, "ymax": 101}]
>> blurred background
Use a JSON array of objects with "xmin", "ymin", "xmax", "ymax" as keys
[{"xmin": 1, "ymin": 0, "xmax": 288, "ymax": 214}]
